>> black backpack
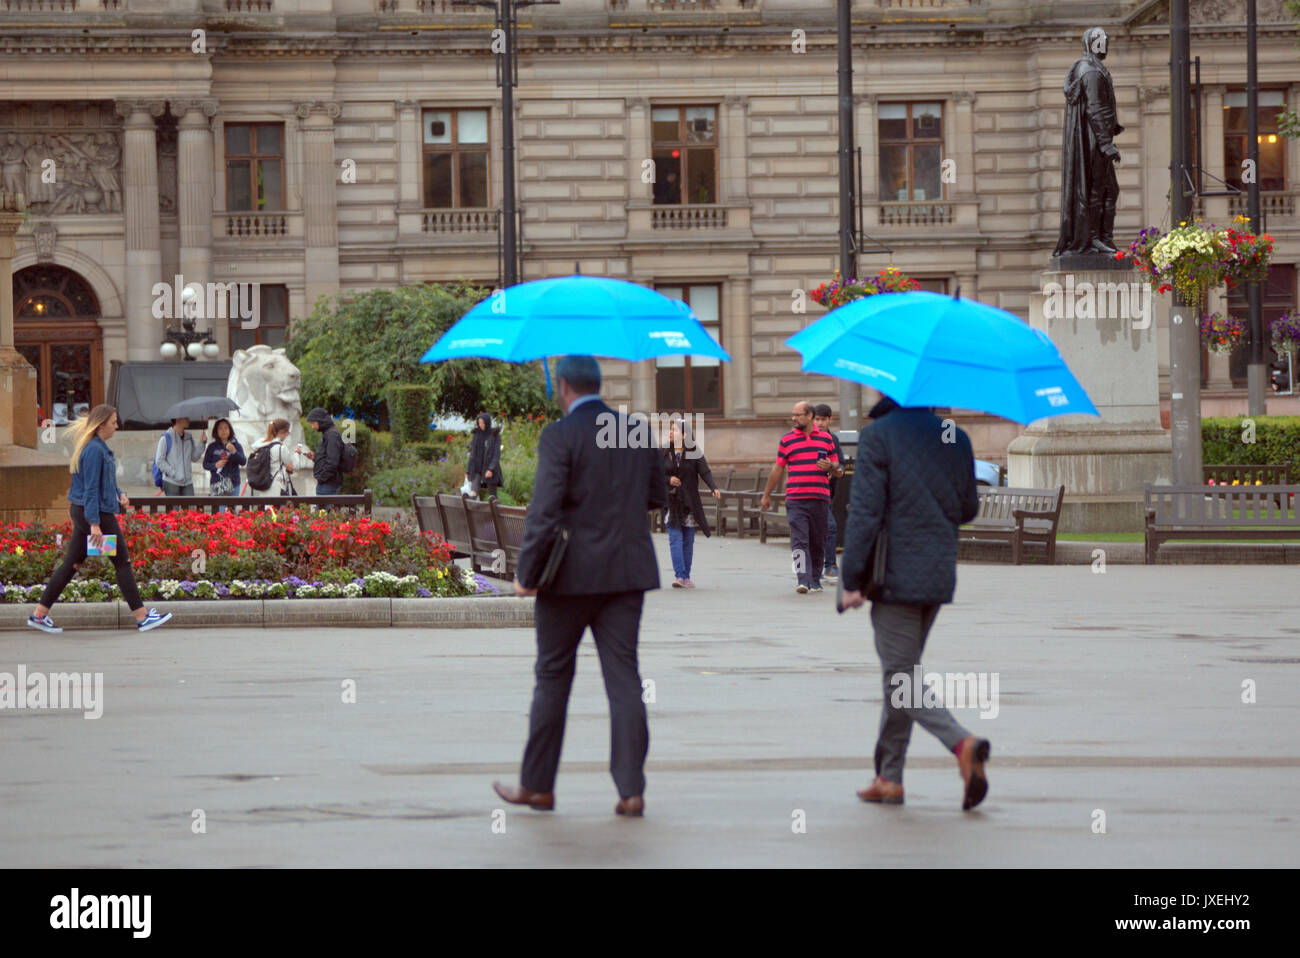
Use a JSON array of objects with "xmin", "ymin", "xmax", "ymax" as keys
[
  {"xmin": 339, "ymin": 440, "xmax": 359, "ymax": 474},
  {"xmin": 246, "ymin": 442, "xmax": 278, "ymax": 491}
]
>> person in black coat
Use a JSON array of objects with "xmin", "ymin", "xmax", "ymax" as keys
[
  {"xmin": 838, "ymin": 395, "xmax": 991, "ymax": 811},
  {"xmin": 465, "ymin": 412, "xmax": 504, "ymax": 498},
  {"xmin": 662, "ymin": 418, "xmax": 721, "ymax": 588},
  {"xmin": 493, "ymin": 356, "xmax": 668, "ymax": 817},
  {"xmin": 202, "ymin": 418, "xmax": 246, "ymax": 496}
]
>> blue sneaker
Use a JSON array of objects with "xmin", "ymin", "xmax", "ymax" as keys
[
  {"xmin": 136, "ymin": 609, "xmax": 172, "ymax": 632},
  {"xmin": 26, "ymin": 613, "xmax": 62, "ymax": 634}
]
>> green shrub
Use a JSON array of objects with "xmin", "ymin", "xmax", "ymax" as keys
[
  {"xmin": 1203, "ymin": 416, "xmax": 1300, "ymax": 476},
  {"xmin": 370, "ymin": 459, "xmax": 465, "ymax": 507},
  {"xmin": 407, "ymin": 441, "xmax": 445, "ymax": 462},
  {"xmin": 385, "ymin": 384, "xmax": 436, "ymax": 446}
]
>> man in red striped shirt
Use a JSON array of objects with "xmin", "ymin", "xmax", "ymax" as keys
[{"xmin": 761, "ymin": 401, "xmax": 843, "ymax": 593}]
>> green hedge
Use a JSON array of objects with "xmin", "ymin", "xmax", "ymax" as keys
[
  {"xmin": 1203, "ymin": 416, "xmax": 1300, "ymax": 476},
  {"xmin": 385, "ymin": 384, "xmax": 436, "ymax": 447}
]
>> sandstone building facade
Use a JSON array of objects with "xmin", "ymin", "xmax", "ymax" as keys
[{"xmin": 1, "ymin": 0, "xmax": 1297, "ymax": 463}]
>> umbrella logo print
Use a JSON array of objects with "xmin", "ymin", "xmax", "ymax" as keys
[
  {"xmin": 832, "ymin": 357, "xmax": 899, "ymax": 382},
  {"xmin": 649, "ymin": 330, "xmax": 692, "ymax": 348},
  {"xmin": 449, "ymin": 337, "xmax": 505, "ymax": 350},
  {"xmin": 1035, "ymin": 386, "xmax": 1069, "ymax": 407}
]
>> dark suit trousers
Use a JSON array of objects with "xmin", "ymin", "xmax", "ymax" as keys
[{"xmin": 521, "ymin": 591, "xmax": 649, "ymax": 797}]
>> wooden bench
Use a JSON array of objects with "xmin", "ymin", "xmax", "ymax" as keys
[
  {"xmin": 464, "ymin": 496, "xmax": 504, "ymax": 575},
  {"xmin": 137, "ymin": 490, "xmax": 373, "ymax": 516},
  {"xmin": 959, "ymin": 485, "xmax": 1065, "ymax": 564},
  {"xmin": 716, "ymin": 467, "xmax": 767, "ymax": 537},
  {"xmin": 1203, "ymin": 464, "xmax": 1292, "ymax": 486},
  {"xmin": 1145, "ymin": 484, "xmax": 1300, "ymax": 564},
  {"xmin": 757, "ymin": 491, "xmax": 789, "ymax": 543},
  {"xmin": 411, "ymin": 494, "xmax": 468, "ymax": 560},
  {"xmin": 489, "ymin": 498, "xmax": 528, "ymax": 578},
  {"xmin": 436, "ymin": 492, "xmax": 475, "ymax": 560}
]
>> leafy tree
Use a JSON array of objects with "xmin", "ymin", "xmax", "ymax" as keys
[
  {"xmin": 285, "ymin": 282, "xmax": 558, "ymax": 426},
  {"xmin": 1276, "ymin": 2, "xmax": 1300, "ymax": 137}
]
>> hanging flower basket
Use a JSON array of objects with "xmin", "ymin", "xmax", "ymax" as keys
[
  {"xmin": 1270, "ymin": 313, "xmax": 1300, "ymax": 356},
  {"xmin": 1198, "ymin": 313, "xmax": 1246, "ymax": 354},
  {"xmin": 810, "ymin": 266, "xmax": 920, "ymax": 309},
  {"xmin": 1127, "ymin": 217, "xmax": 1273, "ymax": 306}
]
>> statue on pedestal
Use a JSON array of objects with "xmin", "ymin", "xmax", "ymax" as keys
[
  {"xmin": 226, "ymin": 345, "xmax": 311, "ymax": 492},
  {"xmin": 1053, "ymin": 27, "xmax": 1124, "ymax": 259}
]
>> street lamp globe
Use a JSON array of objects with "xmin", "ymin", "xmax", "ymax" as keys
[
  {"xmin": 202, "ymin": 342, "xmax": 220, "ymax": 359},
  {"xmin": 160, "ymin": 342, "xmax": 180, "ymax": 360},
  {"xmin": 186, "ymin": 341, "xmax": 203, "ymax": 359}
]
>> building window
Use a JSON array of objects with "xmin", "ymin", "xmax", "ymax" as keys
[
  {"xmin": 654, "ymin": 284, "xmax": 722, "ymax": 414},
  {"xmin": 422, "ymin": 109, "xmax": 490, "ymax": 207},
  {"xmin": 878, "ymin": 102, "xmax": 944, "ymax": 202},
  {"xmin": 1214, "ymin": 264, "xmax": 1297, "ymax": 388},
  {"xmin": 225, "ymin": 124, "xmax": 285, "ymax": 211},
  {"xmin": 1224, "ymin": 90, "xmax": 1287, "ymax": 191},
  {"xmin": 652, "ymin": 106, "xmax": 718, "ymax": 205},
  {"xmin": 230, "ymin": 284, "xmax": 289, "ymax": 352}
]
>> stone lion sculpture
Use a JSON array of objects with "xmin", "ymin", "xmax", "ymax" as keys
[{"xmin": 226, "ymin": 345, "xmax": 310, "ymax": 492}]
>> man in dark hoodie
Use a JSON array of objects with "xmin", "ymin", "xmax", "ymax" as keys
[
  {"xmin": 839, "ymin": 395, "xmax": 990, "ymax": 811},
  {"xmin": 300, "ymin": 407, "xmax": 344, "ymax": 495}
]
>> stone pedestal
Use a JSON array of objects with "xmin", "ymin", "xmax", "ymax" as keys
[
  {"xmin": 0, "ymin": 207, "xmax": 69, "ymax": 524},
  {"xmin": 1007, "ymin": 266, "xmax": 1172, "ymax": 532}
]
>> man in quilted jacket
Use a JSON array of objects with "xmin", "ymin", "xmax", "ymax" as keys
[{"xmin": 839, "ymin": 395, "xmax": 991, "ymax": 811}]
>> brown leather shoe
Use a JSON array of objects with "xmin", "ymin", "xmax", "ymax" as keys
[
  {"xmin": 857, "ymin": 777, "xmax": 904, "ymax": 805},
  {"xmin": 956, "ymin": 736, "xmax": 991, "ymax": 810},
  {"xmin": 492, "ymin": 781, "xmax": 554, "ymax": 811},
  {"xmin": 615, "ymin": 795, "xmax": 645, "ymax": 817}
]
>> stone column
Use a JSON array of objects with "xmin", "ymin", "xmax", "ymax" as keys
[
  {"xmin": 951, "ymin": 91, "xmax": 977, "ymax": 201},
  {"xmin": 296, "ymin": 101, "xmax": 341, "ymax": 313},
  {"xmin": 173, "ymin": 99, "xmax": 220, "ymax": 352},
  {"xmin": 855, "ymin": 93, "xmax": 877, "ymax": 205},
  {"xmin": 396, "ymin": 99, "xmax": 421, "ymax": 210},
  {"xmin": 721, "ymin": 95, "xmax": 749, "ymax": 206},
  {"xmin": 116, "ymin": 99, "xmax": 166, "ymax": 362},
  {"xmin": 627, "ymin": 97, "xmax": 652, "ymax": 204},
  {"xmin": 0, "ymin": 205, "xmax": 35, "ymax": 448},
  {"xmin": 0, "ymin": 199, "xmax": 66, "ymax": 522},
  {"xmin": 1289, "ymin": 84, "xmax": 1300, "ymax": 193},
  {"xmin": 725, "ymin": 274, "xmax": 753, "ymax": 417},
  {"xmin": 1203, "ymin": 85, "xmax": 1228, "ymax": 226}
]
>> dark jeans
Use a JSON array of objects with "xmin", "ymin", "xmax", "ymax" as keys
[
  {"xmin": 522, "ymin": 591, "xmax": 649, "ymax": 798},
  {"xmin": 39, "ymin": 505, "xmax": 143, "ymax": 612},
  {"xmin": 824, "ymin": 507, "xmax": 839, "ymax": 574},
  {"xmin": 161, "ymin": 481, "xmax": 193, "ymax": 496},
  {"xmin": 316, "ymin": 481, "xmax": 341, "ymax": 496},
  {"xmin": 786, "ymin": 497, "xmax": 828, "ymax": 589}
]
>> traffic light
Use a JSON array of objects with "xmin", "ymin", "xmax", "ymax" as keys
[{"xmin": 1269, "ymin": 352, "xmax": 1293, "ymax": 394}]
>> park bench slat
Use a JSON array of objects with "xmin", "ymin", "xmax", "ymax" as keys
[
  {"xmin": 138, "ymin": 491, "xmax": 372, "ymax": 515},
  {"xmin": 959, "ymin": 485, "xmax": 1064, "ymax": 564},
  {"xmin": 1144, "ymin": 484, "xmax": 1300, "ymax": 563}
]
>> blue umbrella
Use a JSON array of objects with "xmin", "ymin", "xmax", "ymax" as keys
[
  {"xmin": 786, "ymin": 290, "xmax": 1098, "ymax": 425},
  {"xmin": 421, "ymin": 275, "xmax": 731, "ymax": 365}
]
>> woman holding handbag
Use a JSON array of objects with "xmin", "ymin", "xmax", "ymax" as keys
[
  {"xmin": 25, "ymin": 404, "xmax": 172, "ymax": 634},
  {"xmin": 248, "ymin": 418, "xmax": 298, "ymax": 496},
  {"xmin": 203, "ymin": 417, "xmax": 246, "ymax": 500},
  {"xmin": 661, "ymin": 418, "xmax": 722, "ymax": 589}
]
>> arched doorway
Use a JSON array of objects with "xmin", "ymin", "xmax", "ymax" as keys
[{"xmin": 13, "ymin": 265, "xmax": 103, "ymax": 424}]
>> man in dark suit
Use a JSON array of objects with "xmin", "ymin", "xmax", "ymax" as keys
[{"xmin": 493, "ymin": 355, "xmax": 668, "ymax": 817}]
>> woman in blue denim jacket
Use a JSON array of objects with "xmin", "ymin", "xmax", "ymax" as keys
[{"xmin": 26, "ymin": 404, "xmax": 172, "ymax": 634}]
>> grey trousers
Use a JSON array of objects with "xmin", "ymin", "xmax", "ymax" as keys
[{"xmin": 871, "ymin": 601, "xmax": 971, "ymax": 784}]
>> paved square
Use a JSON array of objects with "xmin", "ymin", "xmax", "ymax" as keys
[{"xmin": 2, "ymin": 536, "xmax": 1296, "ymax": 867}]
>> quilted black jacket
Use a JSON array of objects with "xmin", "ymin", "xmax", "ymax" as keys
[{"xmin": 840, "ymin": 403, "xmax": 979, "ymax": 605}]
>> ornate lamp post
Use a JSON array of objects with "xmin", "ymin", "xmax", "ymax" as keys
[{"xmin": 159, "ymin": 286, "xmax": 219, "ymax": 361}]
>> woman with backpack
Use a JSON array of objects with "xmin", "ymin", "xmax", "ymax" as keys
[
  {"xmin": 465, "ymin": 412, "xmax": 504, "ymax": 499},
  {"xmin": 25, "ymin": 404, "xmax": 172, "ymax": 634},
  {"xmin": 202, "ymin": 418, "xmax": 246, "ymax": 497},
  {"xmin": 246, "ymin": 418, "xmax": 297, "ymax": 496}
]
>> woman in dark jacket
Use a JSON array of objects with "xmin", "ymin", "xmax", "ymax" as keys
[
  {"xmin": 465, "ymin": 412, "xmax": 504, "ymax": 499},
  {"xmin": 662, "ymin": 418, "xmax": 722, "ymax": 588},
  {"xmin": 202, "ymin": 418, "xmax": 246, "ymax": 496},
  {"xmin": 26, "ymin": 404, "xmax": 171, "ymax": 634}
]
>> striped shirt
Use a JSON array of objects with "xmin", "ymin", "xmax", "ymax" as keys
[{"xmin": 776, "ymin": 427, "xmax": 838, "ymax": 499}]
